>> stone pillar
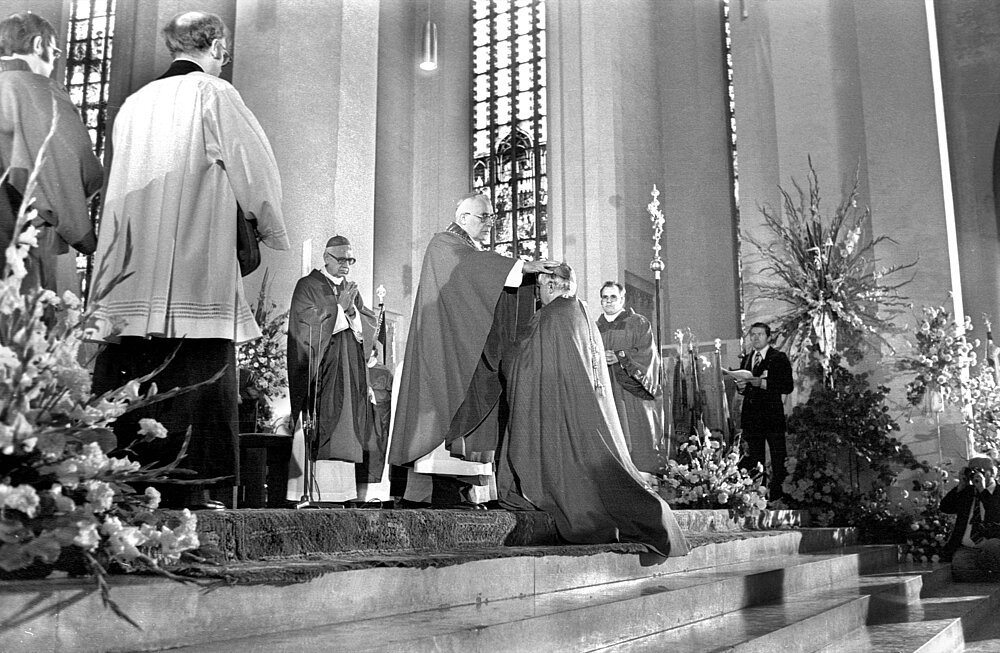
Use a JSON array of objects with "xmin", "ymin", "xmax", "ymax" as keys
[
  {"xmin": 855, "ymin": 0, "xmax": 968, "ymax": 462},
  {"xmin": 935, "ymin": 0, "xmax": 1000, "ymax": 349},
  {"xmin": 233, "ymin": 0, "xmax": 380, "ymax": 310},
  {"xmin": 373, "ymin": 0, "xmax": 472, "ymax": 349},
  {"xmin": 547, "ymin": 0, "xmax": 739, "ymax": 343}
]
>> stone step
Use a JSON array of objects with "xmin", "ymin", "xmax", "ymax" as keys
[
  {"xmin": 0, "ymin": 529, "xmax": 856, "ymax": 653},
  {"xmin": 820, "ymin": 567, "xmax": 1000, "ymax": 653},
  {"xmin": 595, "ymin": 571, "xmax": 931, "ymax": 652},
  {"xmin": 163, "ymin": 545, "xmax": 896, "ymax": 653},
  {"xmin": 192, "ymin": 508, "xmax": 814, "ymax": 561}
]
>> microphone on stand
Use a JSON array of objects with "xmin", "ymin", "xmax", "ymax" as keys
[{"xmin": 296, "ymin": 308, "xmax": 331, "ymax": 509}]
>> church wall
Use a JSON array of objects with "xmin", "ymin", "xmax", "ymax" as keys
[
  {"xmin": 729, "ymin": 0, "xmax": 968, "ymax": 464},
  {"xmin": 935, "ymin": 0, "xmax": 1000, "ymax": 344}
]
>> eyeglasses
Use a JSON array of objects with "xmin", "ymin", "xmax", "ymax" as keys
[
  {"xmin": 466, "ymin": 212, "xmax": 497, "ymax": 228},
  {"xmin": 600, "ymin": 295, "xmax": 620, "ymax": 302},
  {"xmin": 50, "ymin": 45, "xmax": 63, "ymax": 60},
  {"xmin": 331, "ymin": 256, "xmax": 356, "ymax": 265}
]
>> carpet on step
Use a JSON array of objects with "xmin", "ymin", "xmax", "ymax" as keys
[
  {"xmin": 191, "ymin": 508, "xmax": 563, "ymax": 561},
  {"xmin": 173, "ymin": 530, "xmax": 776, "ymax": 586}
]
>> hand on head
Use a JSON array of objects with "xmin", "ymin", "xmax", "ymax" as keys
[{"xmin": 523, "ymin": 259, "xmax": 560, "ymax": 275}]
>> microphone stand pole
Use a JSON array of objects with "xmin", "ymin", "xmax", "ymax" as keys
[{"xmin": 297, "ymin": 320, "xmax": 321, "ymax": 509}]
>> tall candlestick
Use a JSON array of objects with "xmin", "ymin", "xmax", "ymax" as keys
[{"xmin": 301, "ymin": 239, "xmax": 312, "ymax": 277}]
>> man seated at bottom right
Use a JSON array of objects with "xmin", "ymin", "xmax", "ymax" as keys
[{"xmin": 941, "ymin": 455, "xmax": 1000, "ymax": 582}]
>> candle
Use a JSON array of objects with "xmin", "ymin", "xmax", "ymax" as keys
[{"xmin": 301, "ymin": 239, "xmax": 312, "ymax": 277}]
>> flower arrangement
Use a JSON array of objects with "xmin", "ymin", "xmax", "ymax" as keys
[
  {"xmin": 236, "ymin": 270, "xmax": 288, "ymax": 431},
  {"xmin": 746, "ymin": 158, "xmax": 913, "ymax": 383},
  {"xmin": 851, "ymin": 467, "xmax": 954, "ymax": 563},
  {"xmin": 958, "ymin": 318, "xmax": 1000, "ymax": 455},
  {"xmin": 897, "ymin": 305, "xmax": 977, "ymax": 410},
  {"xmin": 0, "ymin": 125, "xmax": 202, "ymax": 623},
  {"xmin": 660, "ymin": 423, "xmax": 768, "ymax": 519},
  {"xmin": 783, "ymin": 363, "xmax": 923, "ymax": 525}
]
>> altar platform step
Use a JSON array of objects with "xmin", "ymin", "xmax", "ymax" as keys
[
  {"xmin": 9, "ymin": 509, "xmax": 1000, "ymax": 653},
  {"xmin": 190, "ymin": 507, "xmax": 812, "ymax": 562},
  {"xmin": 171, "ymin": 543, "xmax": 897, "ymax": 652},
  {"xmin": 0, "ymin": 521, "xmax": 844, "ymax": 653}
]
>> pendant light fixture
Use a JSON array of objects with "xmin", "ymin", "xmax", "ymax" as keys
[{"xmin": 420, "ymin": 18, "xmax": 438, "ymax": 71}]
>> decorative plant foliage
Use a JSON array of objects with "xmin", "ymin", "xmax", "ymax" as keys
[{"xmin": 746, "ymin": 158, "xmax": 914, "ymax": 382}]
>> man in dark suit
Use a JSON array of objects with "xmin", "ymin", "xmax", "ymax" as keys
[
  {"xmin": 940, "ymin": 455, "xmax": 1000, "ymax": 581},
  {"xmin": 735, "ymin": 322, "xmax": 794, "ymax": 502}
]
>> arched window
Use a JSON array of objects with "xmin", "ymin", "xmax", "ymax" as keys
[
  {"xmin": 64, "ymin": 0, "xmax": 117, "ymax": 293},
  {"xmin": 65, "ymin": 0, "xmax": 116, "ymax": 159},
  {"xmin": 471, "ymin": 0, "xmax": 548, "ymax": 260}
]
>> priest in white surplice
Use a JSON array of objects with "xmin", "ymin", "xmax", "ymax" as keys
[{"xmin": 91, "ymin": 11, "xmax": 288, "ymax": 510}]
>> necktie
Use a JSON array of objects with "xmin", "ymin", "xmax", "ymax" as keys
[
  {"xmin": 752, "ymin": 352, "xmax": 762, "ymax": 370},
  {"xmin": 972, "ymin": 493, "xmax": 984, "ymax": 543}
]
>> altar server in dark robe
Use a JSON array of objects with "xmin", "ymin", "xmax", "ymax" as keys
[
  {"xmin": 500, "ymin": 263, "xmax": 688, "ymax": 558},
  {"xmin": 597, "ymin": 281, "xmax": 664, "ymax": 473},
  {"xmin": 0, "ymin": 11, "xmax": 103, "ymax": 291},
  {"xmin": 388, "ymin": 192, "xmax": 557, "ymax": 506},
  {"xmin": 287, "ymin": 235, "xmax": 382, "ymax": 496}
]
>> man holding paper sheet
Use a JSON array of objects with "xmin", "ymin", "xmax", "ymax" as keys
[{"xmin": 733, "ymin": 322, "xmax": 793, "ymax": 502}]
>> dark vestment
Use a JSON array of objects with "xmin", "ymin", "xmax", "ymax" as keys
[
  {"xmin": 286, "ymin": 270, "xmax": 380, "ymax": 482},
  {"xmin": 499, "ymin": 296, "xmax": 689, "ymax": 558},
  {"xmin": 597, "ymin": 309, "xmax": 663, "ymax": 473},
  {"xmin": 389, "ymin": 227, "xmax": 532, "ymax": 467},
  {"xmin": 93, "ymin": 336, "xmax": 238, "ymax": 484},
  {"xmin": 0, "ymin": 58, "xmax": 103, "ymax": 290},
  {"xmin": 368, "ymin": 362, "xmax": 393, "ymax": 477},
  {"xmin": 738, "ymin": 347, "xmax": 793, "ymax": 499}
]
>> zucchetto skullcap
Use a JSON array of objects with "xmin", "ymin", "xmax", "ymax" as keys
[{"xmin": 325, "ymin": 235, "xmax": 351, "ymax": 249}]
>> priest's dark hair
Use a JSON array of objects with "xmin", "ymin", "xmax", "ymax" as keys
[
  {"xmin": 0, "ymin": 11, "xmax": 56, "ymax": 56},
  {"xmin": 162, "ymin": 11, "xmax": 227, "ymax": 56},
  {"xmin": 600, "ymin": 281, "xmax": 624, "ymax": 296}
]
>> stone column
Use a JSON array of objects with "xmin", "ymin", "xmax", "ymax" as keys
[
  {"xmin": 547, "ymin": 0, "xmax": 739, "ymax": 342},
  {"xmin": 373, "ymin": 0, "xmax": 473, "ymax": 353},
  {"xmin": 233, "ymin": 0, "xmax": 380, "ymax": 310}
]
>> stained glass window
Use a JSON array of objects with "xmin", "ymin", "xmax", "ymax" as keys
[
  {"xmin": 65, "ymin": 0, "xmax": 116, "ymax": 159},
  {"xmin": 64, "ymin": 0, "xmax": 116, "ymax": 294},
  {"xmin": 471, "ymin": 0, "xmax": 548, "ymax": 260}
]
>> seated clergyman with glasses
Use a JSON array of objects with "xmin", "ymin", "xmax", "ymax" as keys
[
  {"xmin": 941, "ymin": 455, "xmax": 1000, "ymax": 581},
  {"xmin": 388, "ymin": 192, "xmax": 558, "ymax": 508}
]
